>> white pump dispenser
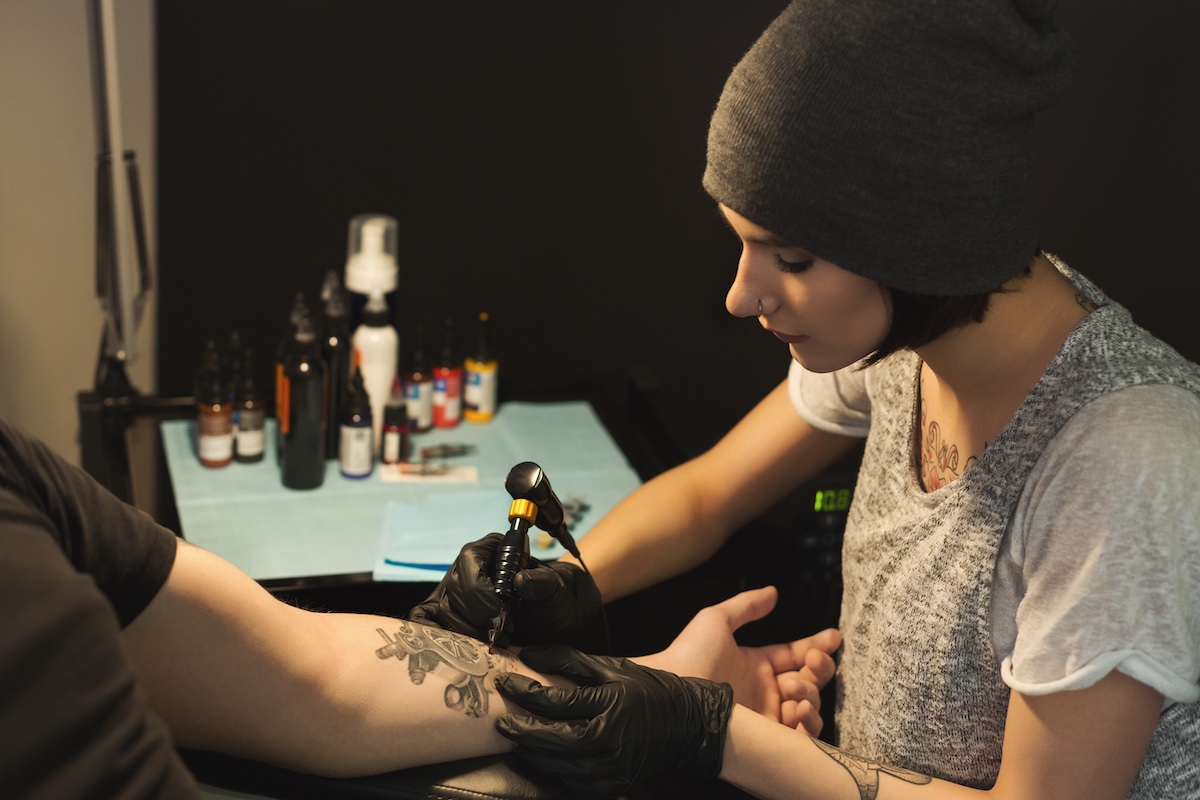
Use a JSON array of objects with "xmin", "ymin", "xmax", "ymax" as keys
[{"xmin": 344, "ymin": 214, "xmax": 399, "ymax": 330}]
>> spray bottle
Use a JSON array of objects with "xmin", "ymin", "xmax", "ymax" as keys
[{"xmin": 352, "ymin": 291, "xmax": 398, "ymax": 450}]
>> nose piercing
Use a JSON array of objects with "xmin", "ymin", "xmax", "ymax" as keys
[{"xmin": 757, "ymin": 299, "xmax": 764, "ymax": 316}]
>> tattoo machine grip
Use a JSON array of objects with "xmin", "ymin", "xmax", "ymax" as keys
[
  {"xmin": 493, "ymin": 498, "xmax": 536, "ymax": 603},
  {"xmin": 503, "ymin": 461, "xmax": 582, "ymax": 559}
]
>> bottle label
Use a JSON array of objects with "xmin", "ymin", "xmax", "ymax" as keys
[
  {"xmin": 381, "ymin": 427, "xmax": 409, "ymax": 464},
  {"xmin": 197, "ymin": 410, "xmax": 234, "ymax": 466},
  {"xmin": 236, "ymin": 407, "xmax": 266, "ymax": 459},
  {"xmin": 405, "ymin": 380, "xmax": 434, "ymax": 430},
  {"xmin": 433, "ymin": 368, "xmax": 462, "ymax": 427},
  {"xmin": 463, "ymin": 362, "xmax": 498, "ymax": 421},
  {"xmin": 339, "ymin": 425, "xmax": 374, "ymax": 477}
]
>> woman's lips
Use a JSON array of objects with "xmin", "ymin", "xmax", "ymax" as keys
[{"xmin": 770, "ymin": 329, "xmax": 810, "ymax": 345}]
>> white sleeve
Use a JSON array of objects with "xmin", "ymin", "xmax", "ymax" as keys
[
  {"xmin": 786, "ymin": 360, "xmax": 872, "ymax": 437},
  {"xmin": 1000, "ymin": 385, "xmax": 1200, "ymax": 706}
]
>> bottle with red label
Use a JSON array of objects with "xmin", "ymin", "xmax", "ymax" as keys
[{"xmin": 432, "ymin": 317, "xmax": 462, "ymax": 428}]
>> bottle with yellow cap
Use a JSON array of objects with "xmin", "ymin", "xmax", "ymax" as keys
[{"xmin": 463, "ymin": 312, "xmax": 498, "ymax": 423}]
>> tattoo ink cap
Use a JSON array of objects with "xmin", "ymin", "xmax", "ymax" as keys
[
  {"xmin": 463, "ymin": 312, "xmax": 498, "ymax": 423},
  {"xmin": 344, "ymin": 214, "xmax": 399, "ymax": 330},
  {"xmin": 702, "ymin": 0, "xmax": 1074, "ymax": 295}
]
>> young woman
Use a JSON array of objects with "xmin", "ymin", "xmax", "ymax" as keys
[{"xmin": 490, "ymin": 1, "xmax": 1200, "ymax": 798}]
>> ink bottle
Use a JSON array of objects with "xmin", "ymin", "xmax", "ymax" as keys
[
  {"xmin": 234, "ymin": 348, "xmax": 265, "ymax": 463},
  {"xmin": 339, "ymin": 367, "xmax": 374, "ymax": 479},
  {"xmin": 195, "ymin": 340, "xmax": 233, "ymax": 468},
  {"xmin": 463, "ymin": 311, "xmax": 498, "ymax": 423},
  {"xmin": 380, "ymin": 377, "xmax": 411, "ymax": 465},
  {"xmin": 280, "ymin": 316, "xmax": 327, "ymax": 489},
  {"xmin": 432, "ymin": 317, "xmax": 462, "ymax": 428},
  {"xmin": 320, "ymin": 270, "xmax": 352, "ymax": 460},
  {"xmin": 404, "ymin": 322, "xmax": 434, "ymax": 432}
]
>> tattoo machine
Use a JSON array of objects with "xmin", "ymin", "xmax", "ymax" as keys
[{"xmin": 488, "ymin": 461, "xmax": 588, "ymax": 653}]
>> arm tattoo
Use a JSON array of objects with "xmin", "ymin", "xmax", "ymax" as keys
[
  {"xmin": 375, "ymin": 621, "xmax": 509, "ymax": 718},
  {"xmin": 812, "ymin": 738, "xmax": 932, "ymax": 799}
]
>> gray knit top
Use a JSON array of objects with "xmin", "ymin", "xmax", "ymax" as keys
[{"xmin": 790, "ymin": 261, "xmax": 1200, "ymax": 795}]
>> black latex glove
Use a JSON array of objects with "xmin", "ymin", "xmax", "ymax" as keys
[
  {"xmin": 406, "ymin": 534, "xmax": 605, "ymax": 651},
  {"xmin": 407, "ymin": 533, "xmax": 504, "ymax": 642},
  {"xmin": 494, "ymin": 644, "xmax": 734, "ymax": 800}
]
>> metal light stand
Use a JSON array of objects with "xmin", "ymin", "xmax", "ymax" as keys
[{"xmin": 77, "ymin": 0, "xmax": 153, "ymax": 503}]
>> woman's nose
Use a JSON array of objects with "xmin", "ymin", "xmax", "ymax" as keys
[{"xmin": 726, "ymin": 252, "xmax": 764, "ymax": 318}]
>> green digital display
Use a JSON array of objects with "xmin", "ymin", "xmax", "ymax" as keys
[{"xmin": 813, "ymin": 488, "xmax": 852, "ymax": 512}]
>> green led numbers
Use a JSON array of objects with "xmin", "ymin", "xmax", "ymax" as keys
[{"xmin": 814, "ymin": 488, "xmax": 851, "ymax": 512}]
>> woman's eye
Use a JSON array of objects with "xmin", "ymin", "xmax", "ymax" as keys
[{"xmin": 775, "ymin": 253, "xmax": 814, "ymax": 274}]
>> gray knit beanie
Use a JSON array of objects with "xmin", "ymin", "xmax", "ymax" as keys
[{"xmin": 703, "ymin": 0, "xmax": 1075, "ymax": 296}]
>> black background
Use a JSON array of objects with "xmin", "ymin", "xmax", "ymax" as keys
[{"xmin": 156, "ymin": 0, "xmax": 1200, "ymax": 455}]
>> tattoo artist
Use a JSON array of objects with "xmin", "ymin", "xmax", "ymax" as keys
[{"xmin": 412, "ymin": 1, "xmax": 1200, "ymax": 799}]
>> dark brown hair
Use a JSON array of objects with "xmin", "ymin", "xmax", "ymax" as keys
[{"xmin": 862, "ymin": 262, "xmax": 1033, "ymax": 367}]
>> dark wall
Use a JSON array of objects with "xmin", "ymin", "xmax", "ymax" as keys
[{"xmin": 156, "ymin": 1, "xmax": 1200, "ymax": 453}]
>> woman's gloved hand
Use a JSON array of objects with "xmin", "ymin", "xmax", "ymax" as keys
[
  {"xmin": 406, "ymin": 534, "xmax": 605, "ymax": 651},
  {"xmin": 495, "ymin": 644, "xmax": 734, "ymax": 800}
]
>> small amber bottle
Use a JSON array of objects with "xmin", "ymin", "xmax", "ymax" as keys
[{"xmin": 196, "ymin": 340, "xmax": 233, "ymax": 468}]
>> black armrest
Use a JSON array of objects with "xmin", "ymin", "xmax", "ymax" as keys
[{"xmin": 179, "ymin": 749, "xmax": 570, "ymax": 800}]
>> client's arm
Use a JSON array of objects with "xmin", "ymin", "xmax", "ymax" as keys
[{"xmin": 122, "ymin": 538, "xmax": 553, "ymax": 777}]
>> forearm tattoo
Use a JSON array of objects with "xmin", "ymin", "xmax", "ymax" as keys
[
  {"xmin": 375, "ymin": 621, "xmax": 508, "ymax": 718},
  {"xmin": 812, "ymin": 738, "xmax": 932, "ymax": 799}
]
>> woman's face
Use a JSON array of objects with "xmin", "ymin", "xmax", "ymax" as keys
[{"xmin": 720, "ymin": 204, "xmax": 892, "ymax": 373}]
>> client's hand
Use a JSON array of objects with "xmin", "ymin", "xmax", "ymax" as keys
[
  {"xmin": 407, "ymin": 533, "xmax": 604, "ymax": 650},
  {"xmin": 496, "ymin": 645, "xmax": 733, "ymax": 800},
  {"xmin": 635, "ymin": 586, "xmax": 840, "ymax": 736}
]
